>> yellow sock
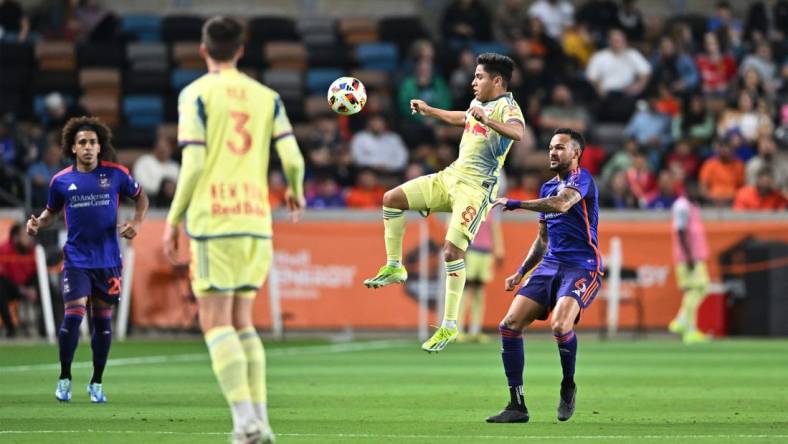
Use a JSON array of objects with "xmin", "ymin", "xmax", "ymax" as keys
[
  {"xmin": 383, "ymin": 206, "xmax": 405, "ymax": 265},
  {"xmin": 469, "ymin": 287, "xmax": 485, "ymax": 335},
  {"xmin": 443, "ymin": 259, "xmax": 466, "ymax": 322},
  {"xmin": 238, "ymin": 327, "xmax": 268, "ymax": 423},
  {"xmin": 685, "ymin": 288, "xmax": 706, "ymax": 333},
  {"xmin": 204, "ymin": 326, "xmax": 252, "ymax": 404}
]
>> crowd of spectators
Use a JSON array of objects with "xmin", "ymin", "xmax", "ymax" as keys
[{"xmin": 1, "ymin": 0, "xmax": 787, "ymax": 212}]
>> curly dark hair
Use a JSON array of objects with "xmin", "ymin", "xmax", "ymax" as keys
[{"xmin": 60, "ymin": 116, "xmax": 116, "ymax": 162}]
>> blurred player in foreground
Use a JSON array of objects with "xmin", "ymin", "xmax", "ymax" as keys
[
  {"xmin": 162, "ymin": 16, "xmax": 305, "ymax": 444},
  {"xmin": 486, "ymin": 128, "xmax": 601, "ymax": 424},
  {"xmin": 27, "ymin": 116, "xmax": 149, "ymax": 403},
  {"xmin": 669, "ymin": 191, "xmax": 710, "ymax": 344},
  {"xmin": 363, "ymin": 53, "xmax": 524, "ymax": 353}
]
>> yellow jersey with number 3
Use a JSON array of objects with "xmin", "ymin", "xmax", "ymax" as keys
[
  {"xmin": 447, "ymin": 92, "xmax": 524, "ymax": 185},
  {"xmin": 172, "ymin": 68, "xmax": 296, "ymax": 239}
]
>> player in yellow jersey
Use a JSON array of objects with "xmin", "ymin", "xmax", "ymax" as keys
[
  {"xmin": 363, "ymin": 53, "xmax": 525, "ymax": 353},
  {"xmin": 162, "ymin": 16, "xmax": 305, "ymax": 444}
]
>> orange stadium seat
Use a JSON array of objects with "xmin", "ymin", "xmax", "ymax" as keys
[{"xmin": 35, "ymin": 41, "xmax": 75, "ymax": 71}]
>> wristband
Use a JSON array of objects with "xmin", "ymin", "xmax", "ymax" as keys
[{"xmin": 504, "ymin": 199, "xmax": 522, "ymax": 211}]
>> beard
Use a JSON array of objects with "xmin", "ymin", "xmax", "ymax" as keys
[{"xmin": 549, "ymin": 160, "xmax": 570, "ymax": 172}]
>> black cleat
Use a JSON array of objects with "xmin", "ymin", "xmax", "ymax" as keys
[
  {"xmin": 557, "ymin": 383, "xmax": 576, "ymax": 421},
  {"xmin": 486, "ymin": 402, "xmax": 530, "ymax": 423}
]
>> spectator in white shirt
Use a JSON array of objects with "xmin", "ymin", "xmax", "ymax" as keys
[
  {"xmin": 132, "ymin": 134, "xmax": 180, "ymax": 206},
  {"xmin": 528, "ymin": 0, "xmax": 574, "ymax": 39},
  {"xmin": 350, "ymin": 114, "xmax": 409, "ymax": 173},
  {"xmin": 585, "ymin": 28, "xmax": 651, "ymax": 121}
]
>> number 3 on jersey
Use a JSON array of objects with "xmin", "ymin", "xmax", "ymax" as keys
[{"xmin": 227, "ymin": 111, "xmax": 252, "ymax": 155}]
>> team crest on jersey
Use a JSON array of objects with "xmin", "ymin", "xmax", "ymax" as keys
[
  {"xmin": 572, "ymin": 278, "xmax": 587, "ymax": 297},
  {"xmin": 98, "ymin": 173, "xmax": 111, "ymax": 189}
]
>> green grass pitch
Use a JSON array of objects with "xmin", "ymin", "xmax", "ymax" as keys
[{"xmin": 1, "ymin": 336, "xmax": 787, "ymax": 443}]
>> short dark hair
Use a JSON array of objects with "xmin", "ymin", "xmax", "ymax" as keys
[
  {"xmin": 202, "ymin": 16, "xmax": 245, "ymax": 62},
  {"xmin": 61, "ymin": 116, "xmax": 115, "ymax": 161},
  {"xmin": 9, "ymin": 222, "xmax": 22, "ymax": 239},
  {"xmin": 476, "ymin": 53, "xmax": 514, "ymax": 87},
  {"xmin": 552, "ymin": 128, "xmax": 585, "ymax": 151}
]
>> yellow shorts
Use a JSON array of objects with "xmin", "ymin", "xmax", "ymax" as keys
[
  {"xmin": 465, "ymin": 249, "xmax": 494, "ymax": 283},
  {"xmin": 675, "ymin": 261, "xmax": 709, "ymax": 291},
  {"xmin": 400, "ymin": 170, "xmax": 497, "ymax": 250},
  {"xmin": 190, "ymin": 236, "xmax": 273, "ymax": 297}
]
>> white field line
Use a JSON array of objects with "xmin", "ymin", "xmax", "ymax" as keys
[
  {"xmin": 0, "ymin": 431, "xmax": 786, "ymax": 440},
  {"xmin": 0, "ymin": 340, "xmax": 410, "ymax": 373}
]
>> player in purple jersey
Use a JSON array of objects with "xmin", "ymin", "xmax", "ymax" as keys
[
  {"xmin": 26, "ymin": 117, "xmax": 149, "ymax": 403},
  {"xmin": 485, "ymin": 128, "xmax": 602, "ymax": 424}
]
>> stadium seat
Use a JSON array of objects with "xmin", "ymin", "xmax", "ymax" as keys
[
  {"xmin": 124, "ymin": 69, "xmax": 170, "ymax": 94},
  {"xmin": 470, "ymin": 41, "xmax": 512, "ymax": 56},
  {"xmin": 264, "ymin": 42, "xmax": 307, "ymax": 70},
  {"xmin": 306, "ymin": 68, "xmax": 343, "ymax": 94},
  {"xmin": 378, "ymin": 16, "xmax": 428, "ymax": 53},
  {"xmin": 35, "ymin": 41, "xmax": 75, "ymax": 70},
  {"xmin": 32, "ymin": 70, "xmax": 79, "ymax": 95},
  {"xmin": 77, "ymin": 42, "xmax": 125, "ymax": 68},
  {"xmin": 350, "ymin": 69, "xmax": 390, "ymax": 92},
  {"xmin": 123, "ymin": 95, "xmax": 164, "ymax": 128},
  {"xmin": 338, "ymin": 17, "xmax": 378, "ymax": 45},
  {"xmin": 355, "ymin": 43, "xmax": 398, "ymax": 72},
  {"xmin": 238, "ymin": 41, "xmax": 265, "ymax": 69},
  {"xmin": 79, "ymin": 68, "xmax": 121, "ymax": 97},
  {"xmin": 247, "ymin": 16, "xmax": 299, "ymax": 43},
  {"xmin": 297, "ymin": 16, "xmax": 337, "ymax": 46},
  {"xmin": 79, "ymin": 94, "xmax": 120, "ymax": 126},
  {"xmin": 127, "ymin": 42, "xmax": 168, "ymax": 71},
  {"xmin": 306, "ymin": 42, "xmax": 346, "ymax": 68},
  {"xmin": 173, "ymin": 42, "xmax": 203, "ymax": 69},
  {"xmin": 122, "ymin": 14, "xmax": 161, "ymax": 42},
  {"xmin": 171, "ymin": 69, "xmax": 205, "ymax": 92},
  {"xmin": 262, "ymin": 69, "xmax": 304, "ymax": 101},
  {"xmin": 161, "ymin": 15, "xmax": 203, "ymax": 42}
]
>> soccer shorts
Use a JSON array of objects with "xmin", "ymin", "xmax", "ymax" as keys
[
  {"xmin": 190, "ymin": 236, "xmax": 273, "ymax": 296},
  {"xmin": 63, "ymin": 267, "xmax": 122, "ymax": 304},
  {"xmin": 675, "ymin": 261, "xmax": 709, "ymax": 291},
  {"xmin": 465, "ymin": 249, "xmax": 494, "ymax": 284},
  {"xmin": 400, "ymin": 170, "xmax": 497, "ymax": 250},
  {"xmin": 516, "ymin": 260, "xmax": 601, "ymax": 319}
]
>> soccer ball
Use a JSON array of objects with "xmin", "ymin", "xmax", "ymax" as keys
[{"xmin": 327, "ymin": 77, "xmax": 367, "ymax": 116}]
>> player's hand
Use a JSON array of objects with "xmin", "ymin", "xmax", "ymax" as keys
[
  {"xmin": 162, "ymin": 224, "xmax": 179, "ymax": 265},
  {"xmin": 469, "ymin": 106, "xmax": 489, "ymax": 125},
  {"xmin": 285, "ymin": 189, "xmax": 305, "ymax": 223},
  {"xmin": 410, "ymin": 99, "xmax": 429, "ymax": 116},
  {"xmin": 492, "ymin": 197, "xmax": 521, "ymax": 211},
  {"xmin": 504, "ymin": 272, "xmax": 523, "ymax": 291},
  {"xmin": 117, "ymin": 220, "xmax": 140, "ymax": 239},
  {"xmin": 26, "ymin": 214, "xmax": 40, "ymax": 236}
]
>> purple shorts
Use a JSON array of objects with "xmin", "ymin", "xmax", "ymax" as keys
[
  {"xmin": 63, "ymin": 267, "xmax": 122, "ymax": 304},
  {"xmin": 517, "ymin": 260, "xmax": 601, "ymax": 318}
]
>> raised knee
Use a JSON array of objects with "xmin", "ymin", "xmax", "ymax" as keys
[
  {"xmin": 382, "ymin": 189, "xmax": 405, "ymax": 209},
  {"xmin": 551, "ymin": 319, "xmax": 572, "ymax": 335},
  {"xmin": 500, "ymin": 316, "xmax": 524, "ymax": 332},
  {"xmin": 443, "ymin": 244, "xmax": 464, "ymax": 262}
]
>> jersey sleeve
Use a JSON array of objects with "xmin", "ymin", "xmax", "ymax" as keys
[
  {"xmin": 46, "ymin": 180, "xmax": 64, "ymax": 212},
  {"xmin": 272, "ymin": 95, "xmax": 294, "ymax": 141},
  {"xmin": 119, "ymin": 170, "xmax": 142, "ymax": 198},
  {"xmin": 500, "ymin": 101, "xmax": 525, "ymax": 127},
  {"xmin": 177, "ymin": 84, "xmax": 206, "ymax": 147},
  {"xmin": 271, "ymin": 95, "xmax": 305, "ymax": 199},
  {"xmin": 565, "ymin": 169, "xmax": 591, "ymax": 197}
]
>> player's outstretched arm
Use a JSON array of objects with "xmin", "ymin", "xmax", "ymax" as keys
[
  {"xmin": 26, "ymin": 209, "xmax": 57, "ymax": 236},
  {"xmin": 468, "ymin": 106, "xmax": 524, "ymax": 141},
  {"xmin": 504, "ymin": 223, "xmax": 548, "ymax": 291},
  {"xmin": 494, "ymin": 187, "xmax": 582, "ymax": 214},
  {"xmin": 118, "ymin": 190, "xmax": 149, "ymax": 239},
  {"xmin": 410, "ymin": 99, "xmax": 466, "ymax": 127}
]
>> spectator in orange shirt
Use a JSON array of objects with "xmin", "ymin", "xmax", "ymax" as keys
[
  {"xmin": 733, "ymin": 167, "xmax": 788, "ymax": 211},
  {"xmin": 345, "ymin": 169, "xmax": 386, "ymax": 209},
  {"xmin": 0, "ymin": 223, "xmax": 37, "ymax": 337},
  {"xmin": 698, "ymin": 138, "xmax": 745, "ymax": 206}
]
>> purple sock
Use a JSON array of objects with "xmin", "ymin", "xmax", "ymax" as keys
[
  {"xmin": 555, "ymin": 330, "xmax": 577, "ymax": 385},
  {"xmin": 499, "ymin": 324, "xmax": 524, "ymax": 387},
  {"xmin": 90, "ymin": 307, "xmax": 113, "ymax": 384},
  {"xmin": 58, "ymin": 305, "xmax": 86, "ymax": 380}
]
